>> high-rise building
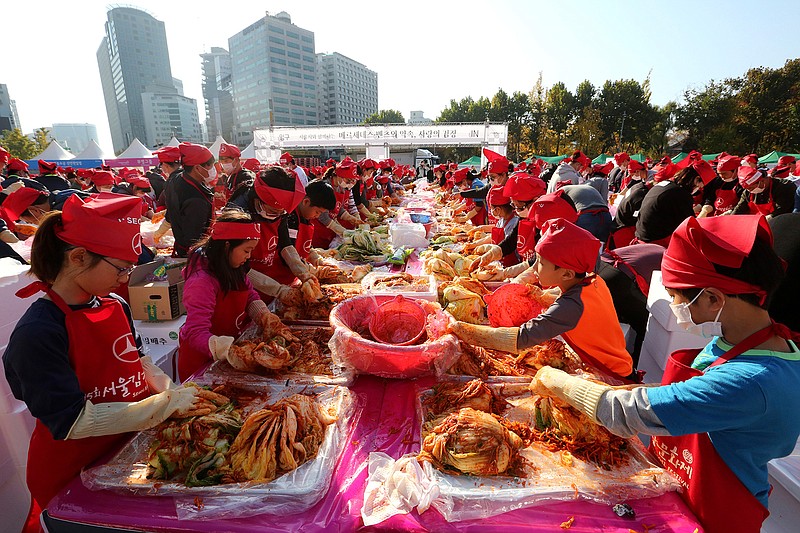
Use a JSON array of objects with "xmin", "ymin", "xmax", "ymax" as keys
[
  {"xmin": 49, "ymin": 123, "xmax": 99, "ymax": 154},
  {"xmin": 97, "ymin": 6, "xmax": 178, "ymax": 153},
  {"xmin": 0, "ymin": 84, "xmax": 20, "ymax": 133},
  {"xmin": 317, "ymin": 52, "xmax": 378, "ymax": 125},
  {"xmin": 201, "ymin": 47, "xmax": 234, "ymax": 142},
  {"xmin": 228, "ymin": 11, "xmax": 318, "ymax": 145},
  {"xmin": 141, "ymin": 89, "xmax": 203, "ymax": 148}
]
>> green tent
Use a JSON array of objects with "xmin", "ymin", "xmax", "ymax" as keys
[
  {"xmin": 671, "ymin": 152, "xmax": 688, "ymax": 164},
  {"xmin": 758, "ymin": 150, "xmax": 800, "ymax": 164},
  {"xmin": 458, "ymin": 155, "xmax": 482, "ymax": 168},
  {"xmin": 592, "ymin": 154, "xmax": 612, "ymax": 164},
  {"xmin": 629, "ymin": 153, "xmax": 645, "ymax": 162},
  {"xmin": 702, "ymin": 152, "xmax": 721, "ymax": 161},
  {"xmin": 526, "ymin": 154, "xmax": 568, "ymax": 164}
]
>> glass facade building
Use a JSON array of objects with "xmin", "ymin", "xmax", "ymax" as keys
[
  {"xmin": 201, "ymin": 47, "xmax": 234, "ymax": 142},
  {"xmin": 317, "ymin": 52, "xmax": 378, "ymax": 125}
]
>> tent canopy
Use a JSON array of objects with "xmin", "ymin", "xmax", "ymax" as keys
[
  {"xmin": 34, "ymin": 140, "xmax": 74, "ymax": 161},
  {"xmin": 241, "ymin": 140, "xmax": 256, "ymax": 159},
  {"xmin": 459, "ymin": 155, "xmax": 482, "ymax": 168},
  {"xmin": 166, "ymin": 136, "xmax": 181, "ymax": 147},
  {"xmin": 592, "ymin": 154, "xmax": 612, "ymax": 164},
  {"xmin": 758, "ymin": 150, "xmax": 800, "ymax": 164},
  {"xmin": 74, "ymin": 139, "xmax": 109, "ymax": 160},
  {"xmin": 208, "ymin": 135, "xmax": 227, "ymax": 158},
  {"xmin": 117, "ymin": 138, "xmax": 152, "ymax": 159},
  {"xmin": 526, "ymin": 154, "xmax": 567, "ymax": 164}
]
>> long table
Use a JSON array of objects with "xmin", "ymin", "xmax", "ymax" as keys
[{"xmin": 45, "ymin": 374, "xmax": 702, "ymax": 532}]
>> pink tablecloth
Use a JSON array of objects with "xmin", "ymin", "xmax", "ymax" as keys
[{"xmin": 47, "ymin": 375, "xmax": 702, "ymax": 532}]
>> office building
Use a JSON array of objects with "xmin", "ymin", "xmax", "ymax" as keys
[
  {"xmin": 228, "ymin": 11, "xmax": 318, "ymax": 145},
  {"xmin": 48, "ymin": 123, "xmax": 99, "ymax": 154},
  {"xmin": 201, "ymin": 47, "xmax": 235, "ymax": 142},
  {"xmin": 408, "ymin": 110, "xmax": 433, "ymax": 125},
  {"xmin": 317, "ymin": 52, "xmax": 378, "ymax": 125},
  {"xmin": 97, "ymin": 6, "xmax": 177, "ymax": 153},
  {"xmin": 141, "ymin": 89, "xmax": 202, "ymax": 148},
  {"xmin": 0, "ymin": 84, "xmax": 20, "ymax": 133}
]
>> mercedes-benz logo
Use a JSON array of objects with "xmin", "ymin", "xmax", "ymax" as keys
[
  {"xmin": 267, "ymin": 235, "xmax": 278, "ymax": 251},
  {"xmin": 235, "ymin": 311, "xmax": 247, "ymax": 330},
  {"xmin": 302, "ymin": 239, "xmax": 312, "ymax": 254},
  {"xmin": 131, "ymin": 233, "xmax": 143, "ymax": 256},
  {"xmin": 112, "ymin": 333, "xmax": 139, "ymax": 363}
]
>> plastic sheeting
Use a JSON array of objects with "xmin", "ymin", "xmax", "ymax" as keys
[{"xmin": 47, "ymin": 375, "xmax": 703, "ymax": 532}]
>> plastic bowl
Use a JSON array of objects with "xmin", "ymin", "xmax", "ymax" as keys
[
  {"xmin": 409, "ymin": 213, "xmax": 431, "ymax": 224},
  {"xmin": 368, "ymin": 295, "xmax": 427, "ymax": 345}
]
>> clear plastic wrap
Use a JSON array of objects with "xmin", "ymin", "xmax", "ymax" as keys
[
  {"xmin": 329, "ymin": 294, "xmax": 462, "ymax": 379},
  {"xmin": 415, "ymin": 380, "xmax": 681, "ymax": 522},
  {"xmin": 204, "ymin": 324, "xmax": 354, "ymax": 385},
  {"xmin": 81, "ymin": 379, "xmax": 358, "ymax": 520},
  {"xmin": 360, "ymin": 271, "xmax": 438, "ymax": 301}
]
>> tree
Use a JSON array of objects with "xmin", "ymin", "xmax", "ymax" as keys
[
  {"xmin": 675, "ymin": 80, "xmax": 742, "ymax": 153},
  {"xmin": 544, "ymin": 82, "xmax": 574, "ymax": 154},
  {"xmin": 573, "ymin": 80, "xmax": 596, "ymax": 120},
  {"xmin": 33, "ymin": 127, "xmax": 50, "ymax": 153},
  {"xmin": 363, "ymin": 110, "xmax": 405, "ymax": 124},
  {"xmin": 0, "ymin": 128, "xmax": 38, "ymax": 159},
  {"xmin": 524, "ymin": 72, "xmax": 547, "ymax": 155},
  {"xmin": 595, "ymin": 79, "xmax": 658, "ymax": 153}
]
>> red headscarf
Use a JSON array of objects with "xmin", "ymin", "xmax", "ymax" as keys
[
  {"xmin": 210, "ymin": 221, "xmax": 261, "ymax": 240},
  {"xmin": 592, "ymin": 161, "xmax": 614, "ymax": 176},
  {"xmin": 531, "ymin": 190, "xmax": 578, "ymax": 230},
  {"xmin": 535, "ymin": 218, "xmax": 600, "ymax": 274},
  {"xmin": 486, "ymin": 185, "xmax": 510, "ymax": 206},
  {"xmin": 154, "ymin": 146, "xmax": 181, "ymax": 164},
  {"xmin": 254, "ymin": 167, "xmax": 305, "ymax": 212},
  {"xmin": 716, "ymin": 155, "xmax": 742, "ymax": 173},
  {"xmin": 179, "ymin": 143, "xmax": 213, "ymax": 166},
  {"xmin": 218, "ymin": 143, "xmax": 241, "ymax": 159},
  {"xmin": 503, "ymin": 173, "xmax": 546, "ymax": 202},
  {"xmin": 661, "ymin": 215, "xmax": 773, "ymax": 304},
  {"xmin": 483, "ymin": 148, "xmax": 510, "ymax": 175}
]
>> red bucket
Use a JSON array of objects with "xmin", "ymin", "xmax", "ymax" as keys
[{"xmin": 368, "ymin": 295, "xmax": 427, "ymax": 345}]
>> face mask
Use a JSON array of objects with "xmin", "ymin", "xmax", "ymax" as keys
[
  {"xmin": 721, "ymin": 174, "xmax": 737, "ymax": 183},
  {"xmin": 515, "ymin": 204, "xmax": 532, "ymax": 219},
  {"xmin": 221, "ymin": 162, "xmax": 236, "ymax": 174},
  {"xmin": 256, "ymin": 199, "xmax": 282, "ymax": 221},
  {"xmin": 669, "ymin": 289, "xmax": 725, "ymax": 338},
  {"xmin": 204, "ymin": 166, "xmax": 218, "ymax": 186},
  {"xmin": 751, "ymin": 186, "xmax": 765, "ymax": 194}
]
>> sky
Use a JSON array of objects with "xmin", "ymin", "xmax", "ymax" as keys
[{"xmin": 2, "ymin": 0, "xmax": 799, "ymax": 152}]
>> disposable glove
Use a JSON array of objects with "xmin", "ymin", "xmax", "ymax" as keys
[
  {"xmin": 531, "ymin": 366, "xmax": 612, "ymax": 423},
  {"xmin": 327, "ymin": 220, "xmax": 347, "ymax": 237},
  {"xmin": 139, "ymin": 355, "xmax": 177, "ymax": 393},
  {"xmin": 153, "ymin": 219, "xmax": 171, "ymax": 243},
  {"xmin": 448, "ymin": 321, "xmax": 519, "ymax": 353},
  {"xmin": 281, "ymin": 246, "xmax": 314, "ymax": 282},
  {"xmin": 469, "ymin": 244, "xmax": 502, "ymax": 272}
]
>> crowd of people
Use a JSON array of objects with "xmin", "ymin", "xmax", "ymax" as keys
[{"xmin": 1, "ymin": 140, "xmax": 799, "ymax": 532}]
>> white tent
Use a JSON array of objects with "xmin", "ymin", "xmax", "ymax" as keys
[
  {"xmin": 208, "ymin": 135, "xmax": 227, "ymax": 158},
  {"xmin": 74, "ymin": 139, "xmax": 109, "ymax": 160},
  {"xmin": 241, "ymin": 140, "xmax": 256, "ymax": 159},
  {"xmin": 166, "ymin": 136, "xmax": 180, "ymax": 147},
  {"xmin": 34, "ymin": 140, "xmax": 74, "ymax": 160},
  {"xmin": 117, "ymin": 138, "xmax": 153, "ymax": 159}
]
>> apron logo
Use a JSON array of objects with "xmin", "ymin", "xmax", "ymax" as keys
[
  {"xmin": 517, "ymin": 235, "xmax": 526, "ymax": 249},
  {"xmin": 268, "ymin": 235, "xmax": 278, "ymax": 251},
  {"xmin": 235, "ymin": 311, "xmax": 247, "ymax": 330},
  {"xmin": 131, "ymin": 233, "xmax": 143, "ymax": 256},
  {"xmin": 112, "ymin": 333, "xmax": 139, "ymax": 363},
  {"xmin": 682, "ymin": 449, "xmax": 693, "ymax": 464},
  {"xmin": 302, "ymin": 239, "xmax": 312, "ymax": 254}
]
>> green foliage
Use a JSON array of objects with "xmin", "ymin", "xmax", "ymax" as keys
[
  {"xmin": 0, "ymin": 128, "xmax": 38, "ymax": 159},
  {"xmin": 363, "ymin": 110, "xmax": 405, "ymax": 124},
  {"xmin": 33, "ymin": 127, "xmax": 51, "ymax": 153}
]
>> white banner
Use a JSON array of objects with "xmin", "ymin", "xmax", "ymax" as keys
[{"xmin": 253, "ymin": 123, "xmax": 508, "ymax": 151}]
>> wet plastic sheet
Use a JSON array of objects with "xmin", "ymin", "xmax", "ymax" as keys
[
  {"xmin": 81, "ymin": 378, "xmax": 358, "ymax": 520},
  {"xmin": 329, "ymin": 294, "xmax": 461, "ymax": 379},
  {"xmin": 48, "ymin": 375, "xmax": 702, "ymax": 531},
  {"xmin": 415, "ymin": 380, "xmax": 681, "ymax": 522}
]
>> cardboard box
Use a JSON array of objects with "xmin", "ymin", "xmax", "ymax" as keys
[
  {"xmin": 128, "ymin": 258, "xmax": 186, "ymax": 321},
  {"xmin": 646, "ymin": 270, "xmax": 685, "ymax": 332},
  {"xmin": 637, "ymin": 345, "xmax": 665, "ymax": 385},
  {"xmin": 134, "ymin": 315, "xmax": 186, "ymax": 349},
  {"xmin": 641, "ymin": 315, "xmax": 709, "ymax": 370}
]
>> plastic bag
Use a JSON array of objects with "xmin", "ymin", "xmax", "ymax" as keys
[
  {"xmin": 415, "ymin": 379, "xmax": 681, "ymax": 522},
  {"xmin": 81, "ymin": 379, "xmax": 359, "ymax": 520},
  {"xmin": 329, "ymin": 294, "xmax": 461, "ymax": 379}
]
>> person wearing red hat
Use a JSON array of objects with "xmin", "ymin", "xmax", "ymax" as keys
[
  {"xmin": 0, "ymin": 186, "xmax": 51, "ymax": 238},
  {"xmin": 483, "ymin": 148, "xmax": 512, "ymax": 187},
  {"xmin": 178, "ymin": 209, "xmax": 293, "ymax": 380},
  {"xmin": 279, "ymin": 152, "xmax": 308, "ymax": 186},
  {"xmin": 6, "ymin": 157, "xmax": 30, "ymax": 177},
  {"xmin": 731, "ymin": 165, "xmax": 797, "ymax": 218},
  {"xmin": 4, "ymin": 193, "xmax": 210, "ymax": 528},
  {"xmin": 452, "ymin": 169, "xmax": 488, "ymax": 225},
  {"xmin": 532, "ymin": 215, "xmax": 800, "ymax": 533},
  {"xmin": 454, "ymin": 218, "xmax": 633, "ymax": 380},
  {"xmin": 162, "ymin": 143, "xmax": 216, "ymax": 257},
  {"xmin": 325, "ymin": 158, "xmax": 337, "ymax": 167},
  {"xmin": 547, "ymin": 150, "xmax": 590, "ymax": 194},
  {"xmin": 483, "ymin": 185, "xmax": 520, "ymax": 267},
  {"xmin": 150, "ymin": 146, "xmax": 182, "ymax": 202},
  {"xmin": 122, "ymin": 174, "xmax": 156, "ymax": 219},
  {"xmin": 634, "ymin": 162, "xmax": 710, "ymax": 247},
  {"xmin": 741, "ymin": 153, "xmax": 759, "ymax": 168},
  {"xmin": 586, "ymin": 161, "xmax": 613, "ymax": 199},
  {"xmin": 608, "ymin": 152, "xmax": 631, "ymax": 193},
  {"xmin": 284, "ymin": 179, "xmax": 337, "ymax": 272},
  {"xmin": 35, "ymin": 159, "xmax": 71, "ymax": 192},
  {"xmin": 218, "ymin": 142, "xmax": 254, "ymax": 194},
  {"xmin": 89, "ymin": 169, "xmax": 118, "ymax": 193},
  {"xmin": 311, "ymin": 161, "xmax": 365, "ymax": 248},
  {"xmin": 698, "ymin": 155, "xmax": 742, "ymax": 218},
  {"xmin": 353, "ymin": 158, "xmax": 379, "ymax": 219},
  {"xmin": 609, "ymin": 159, "xmax": 651, "ymax": 248}
]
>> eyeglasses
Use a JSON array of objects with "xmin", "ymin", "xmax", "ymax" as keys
[
  {"xmin": 101, "ymin": 257, "xmax": 136, "ymax": 277},
  {"xmin": 512, "ymin": 201, "xmax": 532, "ymax": 212}
]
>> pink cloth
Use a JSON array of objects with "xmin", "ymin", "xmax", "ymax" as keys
[
  {"xmin": 179, "ymin": 256, "xmax": 260, "ymax": 358},
  {"xmin": 46, "ymin": 376, "xmax": 702, "ymax": 532}
]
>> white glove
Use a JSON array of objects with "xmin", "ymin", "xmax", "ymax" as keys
[
  {"xmin": 327, "ymin": 220, "xmax": 347, "ymax": 237},
  {"xmin": 509, "ymin": 263, "xmax": 538, "ymax": 283},
  {"xmin": 470, "ymin": 244, "xmax": 502, "ymax": 272},
  {"xmin": 531, "ymin": 367, "xmax": 612, "ymax": 423},
  {"xmin": 247, "ymin": 269, "xmax": 283, "ymax": 298},
  {"xmin": 66, "ymin": 387, "xmax": 207, "ymax": 439},
  {"xmin": 281, "ymin": 246, "xmax": 313, "ymax": 282},
  {"xmin": 139, "ymin": 355, "xmax": 177, "ymax": 393},
  {"xmin": 449, "ymin": 321, "xmax": 519, "ymax": 353},
  {"xmin": 153, "ymin": 219, "xmax": 171, "ymax": 243},
  {"xmin": 0, "ymin": 229, "xmax": 19, "ymax": 243},
  {"xmin": 209, "ymin": 335, "xmax": 235, "ymax": 362}
]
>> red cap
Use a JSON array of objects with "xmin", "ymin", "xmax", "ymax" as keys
[
  {"xmin": 254, "ymin": 167, "xmax": 306, "ymax": 213},
  {"xmin": 483, "ymin": 148, "xmax": 510, "ymax": 175},
  {"xmin": 38, "ymin": 159, "xmax": 57, "ymax": 174},
  {"xmin": 0, "ymin": 188, "xmax": 48, "ymax": 226},
  {"xmin": 516, "ymin": 161, "xmax": 528, "ymax": 171},
  {"xmin": 279, "ymin": 152, "xmax": 294, "ymax": 165},
  {"xmin": 613, "ymin": 152, "xmax": 630, "ymax": 165},
  {"xmin": 676, "ymin": 150, "xmax": 703, "ymax": 169},
  {"xmin": 653, "ymin": 157, "xmax": 677, "ymax": 183},
  {"xmin": 503, "ymin": 172, "xmax": 546, "ymax": 202},
  {"xmin": 179, "ymin": 143, "xmax": 213, "ymax": 166},
  {"xmin": 325, "ymin": 158, "xmax": 336, "ymax": 167},
  {"xmin": 569, "ymin": 150, "xmax": 591, "ymax": 169},
  {"xmin": 591, "ymin": 161, "xmax": 614, "ymax": 175},
  {"xmin": 218, "ymin": 143, "xmax": 241, "ymax": 159},
  {"xmin": 535, "ymin": 218, "xmax": 600, "ymax": 274},
  {"xmin": 359, "ymin": 158, "xmax": 377, "ymax": 170},
  {"xmin": 531, "ymin": 190, "xmax": 578, "ymax": 230},
  {"xmin": 127, "ymin": 175, "xmax": 151, "ymax": 189},
  {"xmin": 691, "ymin": 159, "xmax": 717, "ymax": 185},
  {"xmin": 743, "ymin": 153, "xmax": 759, "ymax": 167},
  {"xmin": 7, "ymin": 158, "xmax": 28, "ymax": 172},
  {"xmin": 486, "ymin": 185, "xmax": 510, "ymax": 206},
  {"xmin": 777, "ymin": 155, "xmax": 796, "ymax": 167},
  {"xmin": 154, "ymin": 146, "xmax": 181, "ymax": 164},
  {"xmin": 242, "ymin": 158, "xmax": 260, "ymax": 172},
  {"xmin": 0, "ymin": 147, "xmax": 8, "ymax": 165},
  {"xmin": 662, "ymin": 215, "xmax": 772, "ymax": 305},
  {"xmin": 334, "ymin": 161, "xmax": 359, "ymax": 180},
  {"xmin": 76, "ymin": 168, "xmax": 94, "ymax": 179},
  {"xmin": 627, "ymin": 160, "xmax": 646, "ymax": 172},
  {"xmin": 738, "ymin": 166, "xmax": 764, "ymax": 187},
  {"xmin": 716, "ymin": 155, "xmax": 741, "ymax": 173},
  {"xmin": 91, "ymin": 170, "xmax": 116, "ymax": 186},
  {"xmin": 452, "ymin": 167, "xmax": 469, "ymax": 184},
  {"xmin": 55, "ymin": 193, "xmax": 143, "ymax": 262},
  {"xmin": 447, "ymin": 162, "xmax": 459, "ymax": 172},
  {"xmin": 210, "ymin": 221, "xmax": 261, "ymax": 241}
]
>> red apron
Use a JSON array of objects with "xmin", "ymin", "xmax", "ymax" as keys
[
  {"xmin": 747, "ymin": 180, "xmax": 775, "ymax": 216},
  {"xmin": 311, "ymin": 188, "xmax": 350, "ymax": 248},
  {"xmin": 713, "ymin": 186, "xmax": 739, "ymax": 216},
  {"xmin": 492, "ymin": 224, "xmax": 519, "ymax": 267},
  {"xmin": 293, "ymin": 218, "xmax": 315, "ymax": 261},
  {"xmin": 250, "ymin": 217, "xmax": 294, "ymax": 291},
  {"xmin": 515, "ymin": 219, "xmax": 537, "ymax": 262},
  {"xmin": 609, "ymin": 225, "xmax": 637, "ymax": 250},
  {"xmin": 365, "ymin": 178, "xmax": 377, "ymax": 201},
  {"xmin": 649, "ymin": 324, "xmax": 793, "ymax": 533},
  {"xmin": 17, "ymin": 282, "xmax": 151, "ymax": 522},
  {"xmin": 178, "ymin": 286, "xmax": 251, "ymax": 381},
  {"xmin": 464, "ymin": 197, "xmax": 488, "ymax": 226}
]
